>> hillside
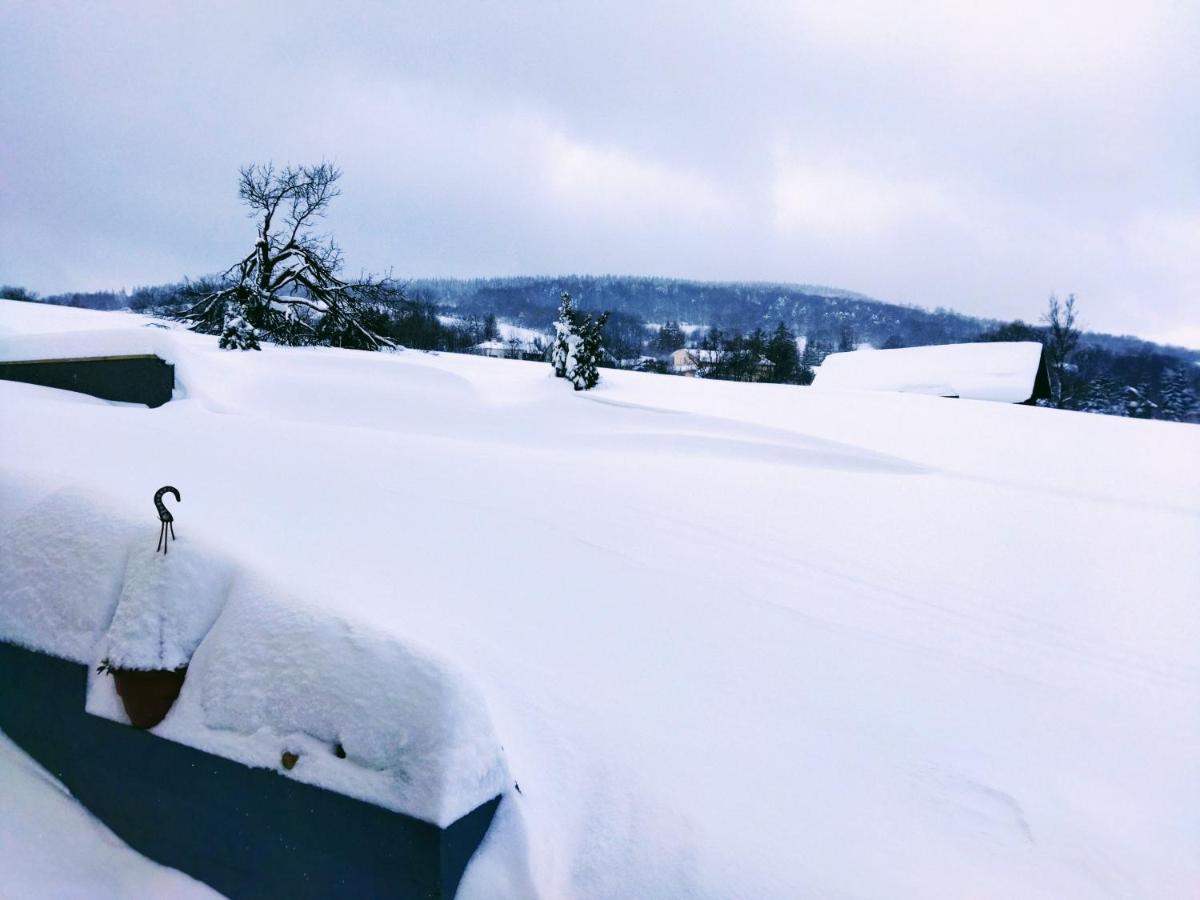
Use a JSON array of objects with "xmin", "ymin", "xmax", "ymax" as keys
[
  {"xmin": 404, "ymin": 275, "xmax": 1199, "ymax": 360},
  {"xmin": 11, "ymin": 275, "xmax": 1198, "ymax": 422},
  {"xmin": 2, "ymin": 300, "xmax": 1197, "ymax": 898}
]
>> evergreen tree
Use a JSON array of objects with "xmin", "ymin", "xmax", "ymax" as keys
[
  {"xmin": 571, "ymin": 311, "xmax": 610, "ymax": 390},
  {"xmin": 766, "ymin": 322, "xmax": 801, "ymax": 383},
  {"xmin": 656, "ymin": 320, "xmax": 686, "ymax": 353},
  {"xmin": 219, "ymin": 308, "xmax": 261, "ymax": 351},
  {"xmin": 483, "ymin": 312, "xmax": 500, "ymax": 342},
  {"xmin": 551, "ymin": 291, "xmax": 610, "ymax": 390},
  {"xmin": 1159, "ymin": 368, "xmax": 1199, "ymax": 422},
  {"xmin": 1078, "ymin": 376, "xmax": 1122, "ymax": 416},
  {"xmin": 552, "ymin": 291, "xmax": 576, "ymax": 378},
  {"xmin": 837, "ymin": 324, "xmax": 858, "ymax": 352},
  {"xmin": 803, "ymin": 336, "xmax": 833, "ymax": 368}
]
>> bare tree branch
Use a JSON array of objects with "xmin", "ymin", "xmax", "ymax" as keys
[{"xmin": 177, "ymin": 162, "xmax": 397, "ymax": 350}]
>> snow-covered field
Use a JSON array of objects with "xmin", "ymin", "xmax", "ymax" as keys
[{"xmin": 1, "ymin": 300, "xmax": 1198, "ymax": 898}]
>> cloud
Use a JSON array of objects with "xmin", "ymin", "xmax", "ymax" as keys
[
  {"xmin": 782, "ymin": 0, "xmax": 1170, "ymax": 95},
  {"xmin": 1120, "ymin": 211, "xmax": 1200, "ymax": 344},
  {"xmin": 770, "ymin": 154, "xmax": 961, "ymax": 239},
  {"xmin": 542, "ymin": 133, "xmax": 732, "ymax": 225},
  {"xmin": 0, "ymin": 0, "xmax": 1196, "ymax": 343}
]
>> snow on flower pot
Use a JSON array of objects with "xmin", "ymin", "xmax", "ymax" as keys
[
  {"xmin": 93, "ymin": 539, "xmax": 233, "ymax": 729},
  {"xmin": 100, "ymin": 661, "xmax": 188, "ymax": 729}
]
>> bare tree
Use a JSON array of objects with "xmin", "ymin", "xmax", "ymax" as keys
[
  {"xmin": 179, "ymin": 162, "xmax": 397, "ymax": 350},
  {"xmin": 1042, "ymin": 293, "xmax": 1081, "ymax": 407}
]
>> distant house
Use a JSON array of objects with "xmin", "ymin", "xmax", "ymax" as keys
[
  {"xmin": 473, "ymin": 339, "xmax": 545, "ymax": 361},
  {"xmin": 473, "ymin": 340, "xmax": 509, "ymax": 359},
  {"xmin": 669, "ymin": 348, "xmax": 775, "ymax": 380},
  {"xmin": 669, "ymin": 348, "xmax": 720, "ymax": 375},
  {"xmin": 811, "ymin": 341, "xmax": 1052, "ymax": 404}
]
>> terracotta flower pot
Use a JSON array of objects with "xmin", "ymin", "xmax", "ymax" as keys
[{"xmin": 112, "ymin": 667, "xmax": 187, "ymax": 729}]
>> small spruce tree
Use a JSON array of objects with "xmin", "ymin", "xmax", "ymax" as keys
[
  {"xmin": 552, "ymin": 291, "xmax": 576, "ymax": 378},
  {"xmin": 570, "ymin": 311, "xmax": 609, "ymax": 390},
  {"xmin": 219, "ymin": 305, "xmax": 261, "ymax": 350},
  {"xmin": 483, "ymin": 312, "xmax": 501, "ymax": 342},
  {"xmin": 1159, "ymin": 367, "xmax": 1199, "ymax": 422},
  {"xmin": 551, "ymin": 290, "xmax": 609, "ymax": 390},
  {"xmin": 766, "ymin": 321, "xmax": 801, "ymax": 383},
  {"xmin": 656, "ymin": 320, "xmax": 686, "ymax": 353}
]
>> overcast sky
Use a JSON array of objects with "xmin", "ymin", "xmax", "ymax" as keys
[{"xmin": 2, "ymin": 1, "xmax": 1197, "ymax": 345}]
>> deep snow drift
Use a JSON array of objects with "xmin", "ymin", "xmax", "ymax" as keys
[{"xmin": 1, "ymin": 300, "xmax": 1197, "ymax": 898}]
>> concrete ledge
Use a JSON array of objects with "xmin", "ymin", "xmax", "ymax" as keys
[
  {"xmin": 0, "ymin": 354, "xmax": 174, "ymax": 407},
  {"xmin": 0, "ymin": 640, "xmax": 499, "ymax": 899}
]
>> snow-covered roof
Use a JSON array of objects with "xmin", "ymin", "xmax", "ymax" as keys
[
  {"xmin": 0, "ymin": 325, "xmax": 179, "ymax": 364},
  {"xmin": 673, "ymin": 348, "xmax": 723, "ymax": 364},
  {"xmin": 812, "ymin": 341, "xmax": 1048, "ymax": 403}
]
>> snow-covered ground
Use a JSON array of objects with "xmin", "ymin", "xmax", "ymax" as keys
[
  {"xmin": 0, "ymin": 728, "xmax": 219, "ymax": 898},
  {"xmin": 1, "ymin": 300, "xmax": 1198, "ymax": 898},
  {"xmin": 496, "ymin": 321, "xmax": 548, "ymax": 345},
  {"xmin": 436, "ymin": 314, "xmax": 548, "ymax": 347}
]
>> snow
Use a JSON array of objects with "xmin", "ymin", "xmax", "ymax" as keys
[
  {"xmin": 474, "ymin": 339, "xmax": 510, "ymax": 351},
  {"xmin": 0, "ymin": 728, "xmax": 220, "ymax": 898},
  {"xmin": 0, "ymin": 471, "xmax": 508, "ymax": 827},
  {"xmin": 496, "ymin": 321, "xmax": 547, "ymax": 344},
  {"xmin": 0, "ymin": 326, "xmax": 179, "ymax": 365},
  {"xmin": 813, "ymin": 341, "xmax": 1046, "ymax": 402},
  {"xmin": 2, "ymin": 300, "xmax": 1198, "ymax": 898},
  {"xmin": 434, "ymin": 314, "xmax": 548, "ymax": 347},
  {"xmin": 101, "ymin": 539, "xmax": 234, "ymax": 672},
  {"xmin": 0, "ymin": 482, "xmax": 142, "ymax": 663}
]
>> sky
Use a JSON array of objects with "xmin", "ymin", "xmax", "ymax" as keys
[{"xmin": 1, "ymin": 1, "xmax": 1197, "ymax": 346}]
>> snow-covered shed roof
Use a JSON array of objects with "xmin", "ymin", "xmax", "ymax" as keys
[
  {"xmin": 812, "ymin": 341, "xmax": 1051, "ymax": 403},
  {"xmin": 0, "ymin": 326, "xmax": 177, "ymax": 364}
]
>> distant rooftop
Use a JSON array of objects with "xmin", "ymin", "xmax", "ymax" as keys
[{"xmin": 812, "ymin": 341, "xmax": 1051, "ymax": 404}]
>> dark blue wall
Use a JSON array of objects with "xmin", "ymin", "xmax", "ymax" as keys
[
  {"xmin": 0, "ymin": 641, "xmax": 500, "ymax": 898},
  {"xmin": 0, "ymin": 354, "xmax": 175, "ymax": 407}
]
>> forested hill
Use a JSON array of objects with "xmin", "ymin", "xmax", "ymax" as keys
[
  {"xmin": 407, "ymin": 275, "xmax": 984, "ymax": 348},
  {"xmin": 7, "ymin": 274, "xmax": 1193, "ymax": 361},
  {"xmin": 403, "ymin": 275, "xmax": 1194, "ymax": 361}
]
